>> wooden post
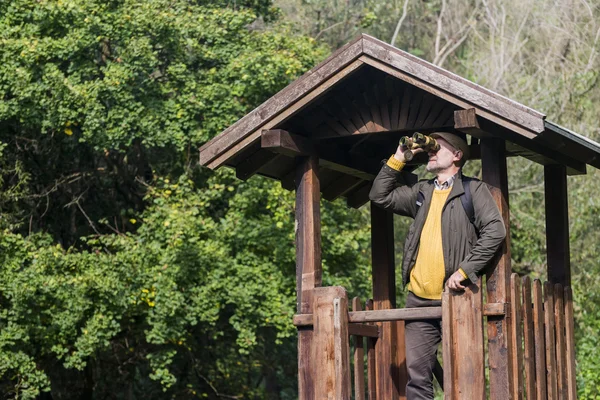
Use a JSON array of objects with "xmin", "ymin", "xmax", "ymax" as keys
[
  {"xmin": 544, "ymin": 164, "xmax": 571, "ymax": 286},
  {"xmin": 446, "ymin": 282, "xmax": 486, "ymax": 399},
  {"xmin": 370, "ymin": 205, "xmax": 404, "ymax": 400},
  {"xmin": 481, "ymin": 138, "xmax": 514, "ymax": 400},
  {"xmin": 312, "ymin": 286, "xmax": 351, "ymax": 398},
  {"xmin": 353, "ymin": 298, "xmax": 366, "ymax": 400},
  {"xmin": 366, "ymin": 299, "xmax": 378, "ymax": 400},
  {"xmin": 296, "ymin": 156, "xmax": 322, "ymax": 400}
]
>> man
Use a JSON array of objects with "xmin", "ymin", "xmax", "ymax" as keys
[{"xmin": 368, "ymin": 131, "xmax": 506, "ymax": 400}]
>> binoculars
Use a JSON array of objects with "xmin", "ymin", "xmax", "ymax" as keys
[{"xmin": 398, "ymin": 133, "xmax": 440, "ymax": 161}]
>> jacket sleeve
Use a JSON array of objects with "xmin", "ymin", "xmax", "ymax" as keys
[
  {"xmin": 459, "ymin": 181, "xmax": 507, "ymax": 282},
  {"xmin": 369, "ymin": 163, "xmax": 419, "ymax": 218}
]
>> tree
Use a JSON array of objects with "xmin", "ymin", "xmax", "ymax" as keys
[{"xmin": 0, "ymin": 1, "xmax": 376, "ymax": 398}]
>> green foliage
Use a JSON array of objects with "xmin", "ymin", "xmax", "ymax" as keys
[
  {"xmin": 0, "ymin": 0, "xmax": 340, "ymax": 398},
  {"xmin": 0, "ymin": 169, "xmax": 371, "ymax": 398}
]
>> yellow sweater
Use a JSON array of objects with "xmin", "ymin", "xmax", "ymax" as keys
[{"xmin": 407, "ymin": 188, "xmax": 451, "ymax": 300}]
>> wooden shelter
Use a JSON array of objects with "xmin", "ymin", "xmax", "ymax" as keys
[{"xmin": 199, "ymin": 34, "xmax": 600, "ymax": 399}]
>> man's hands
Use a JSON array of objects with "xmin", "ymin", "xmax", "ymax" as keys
[
  {"xmin": 446, "ymin": 270, "xmax": 469, "ymax": 292},
  {"xmin": 394, "ymin": 141, "xmax": 424, "ymax": 163}
]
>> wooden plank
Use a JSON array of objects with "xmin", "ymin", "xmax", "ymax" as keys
[
  {"xmin": 554, "ymin": 284, "xmax": 567, "ymax": 400},
  {"xmin": 390, "ymin": 93, "xmax": 401, "ymax": 130},
  {"xmin": 295, "ymin": 156, "xmax": 322, "ymax": 400},
  {"xmin": 544, "ymin": 281, "xmax": 558, "ymax": 400},
  {"xmin": 481, "ymin": 138, "xmax": 514, "ymax": 400},
  {"xmin": 338, "ymin": 91, "xmax": 369, "ymax": 134},
  {"xmin": 421, "ymin": 97, "xmax": 448, "ymax": 129},
  {"xmin": 312, "ymin": 287, "xmax": 351, "ymax": 399},
  {"xmin": 395, "ymin": 319, "xmax": 408, "ymax": 400},
  {"xmin": 414, "ymin": 92, "xmax": 435, "ymax": 128},
  {"xmin": 510, "ymin": 274, "xmax": 524, "ymax": 400},
  {"xmin": 532, "ymin": 279, "xmax": 547, "ymax": 400},
  {"xmin": 405, "ymin": 87, "xmax": 424, "ymax": 129},
  {"xmin": 205, "ymin": 58, "xmax": 365, "ymax": 169},
  {"xmin": 348, "ymin": 79, "xmax": 378, "ymax": 132},
  {"xmin": 375, "ymin": 76, "xmax": 392, "ymax": 131},
  {"xmin": 442, "ymin": 291, "xmax": 455, "ymax": 400},
  {"xmin": 450, "ymin": 280, "xmax": 486, "ymax": 399},
  {"xmin": 484, "ymin": 302, "xmax": 508, "ymax": 316},
  {"xmin": 200, "ymin": 38, "xmax": 364, "ymax": 166},
  {"xmin": 293, "ymin": 307, "xmax": 442, "ymax": 326},
  {"xmin": 334, "ymin": 297, "xmax": 352, "ymax": 399},
  {"xmin": 366, "ymin": 299, "xmax": 377, "ymax": 400},
  {"xmin": 564, "ymin": 287, "xmax": 577, "ymax": 400},
  {"xmin": 324, "ymin": 98, "xmax": 360, "ymax": 135},
  {"xmin": 349, "ymin": 323, "xmax": 379, "ymax": 338},
  {"xmin": 353, "ymin": 298, "xmax": 366, "ymax": 400},
  {"xmin": 432, "ymin": 106, "xmax": 455, "ymax": 128},
  {"xmin": 361, "ymin": 37, "xmax": 545, "ymax": 133},
  {"xmin": 521, "ymin": 276, "xmax": 536, "ymax": 400},
  {"xmin": 370, "ymin": 205, "xmax": 399, "ymax": 400},
  {"xmin": 544, "ymin": 165, "xmax": 571, "ymax": 286},
  {"xmin": 294, "ymin": 303, "xmax": 505, "ymax": 327},
  {"xmin": 397, "ymin": 85, "xmax": 412, "ymax": 129},
  {"xmin": 358, "ymin": 55, "xmax": 540, "ymax": 140}
]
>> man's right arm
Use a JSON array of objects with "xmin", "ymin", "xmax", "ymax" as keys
[{"xmin": 369, "ymin": 155, "xmax": 419, "ymax": 217}]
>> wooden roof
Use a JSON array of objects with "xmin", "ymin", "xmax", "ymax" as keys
[{"xmin": 199, "ymin": 34, "xmax": 600, "ymax": 207}]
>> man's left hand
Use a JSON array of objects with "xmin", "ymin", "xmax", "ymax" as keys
[{"xmin": 446, "ymin": 271, "xmax": 468, "ymax": 292}]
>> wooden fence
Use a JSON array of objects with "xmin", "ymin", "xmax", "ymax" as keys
[
  {"xmin": 297, "ymin": 274, "xmax": 577, "ymax": 399},
  {"xmin": 509, "ymin": 274, "xmax": 577, "ymax": 400}
]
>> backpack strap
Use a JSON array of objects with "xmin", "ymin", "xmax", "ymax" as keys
[
  {"xmin": 416, "ymin": 179, "xmax": 477, "ymax": 233},
  {"xmin": 460, "ymin": 178, "xmax": 475, "ymax": 225}
]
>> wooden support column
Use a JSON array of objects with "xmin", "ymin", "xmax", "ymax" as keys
[
  {"xmin": 370, "ymin": 205, "xmax": 405, "ymax": 400},
  {"xmin": 544, "ymin": 164, "xmax": 571, "ymax": 285},
  {"xmin": 481, "ymin": 138, "xmax": 514, "ymax": 400},
  {"xmin": 296, "ymin": 156, "xmax": 322, "ymax": 400}
]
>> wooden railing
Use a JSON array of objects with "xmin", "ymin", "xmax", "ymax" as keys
[{"xmin": 296, "ymin": 275, "xmax": 577, "ymax": 400}]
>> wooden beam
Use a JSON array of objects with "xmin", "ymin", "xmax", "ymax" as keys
[
  {"xmin": 347, "ymin": 182, "xmax": 374, "ymax": 209},
  {"xmin": 474, "ymin": 118, "xmax": 586, "ymax": 175},
  {"xmin": 262, "ymin": 129, "xmax": 313, "ymax": 156},
  {"xmin": 235, "ymin": 150, "xmax": 280, "ymax": 181},
  {"xmin": 261, "ymin": 129, "xmax": 378, "ymax": 181},
  {"xmin": 371, "ymin": 205, "xmax": 403, "ymax": 400},
  {"xmin": 544, "ymin": 164, "xmax": 571, "ymax": 286},
  {"xmin": 293, "ymin": 303, "xmax": 507, "ymax": 327},
  {"xmin": 481, "ymin": 138, "xmax": 514, "ymax": 400},
  {"xmin": 454, "ymin": 108, "xmax": 493, "ymax": 138},
  {"xmin": 322, "ymin": 175, "xmax": 365, "ymax": 201},
  {"xmin": 296, "ymin": 156, "xmax": 322, "ymax": 400}
]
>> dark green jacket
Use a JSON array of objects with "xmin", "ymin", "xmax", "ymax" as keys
[{"xmin": 369, "ymin": 164, "xmax": 506, "ymax": 286}]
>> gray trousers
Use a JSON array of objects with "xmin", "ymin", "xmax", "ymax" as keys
[{"xmin": 405, "ymin": 292, "xmax": 442, "ymax": 400}]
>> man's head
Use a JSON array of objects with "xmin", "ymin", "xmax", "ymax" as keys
[{"xmin": 425, "ymin": 131, "xmax": 469, "ymax": 174}]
